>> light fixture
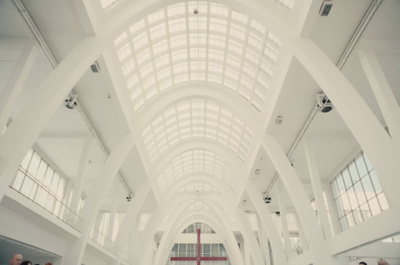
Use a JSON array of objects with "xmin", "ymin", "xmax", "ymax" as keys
[
  {"xmin": 193, "ymin": 8, "xmax": 199, "ymax": 14},
  {"xmin": 91, "ymin": 60, "xmax": 100, "ymax": 73},
  {"xmin": 316, "ymin": 93, "xmax": 334, "ymax": 113},
  {"xmin": 275, "ymin": 116, "xmax": 283, "ymax": 125},
  {"xmin": 263, "ymin": 196, "xmax": 272, "ymax": 204},
  {"xmin": 126, "ymin": 193, "xmax": 132, "ymax": 202},
  {"xmin": 255, "ymin": 169, "xmax": 261, "ymax": 175},
  {"xmin": 64, "ymin": 94, "xmax": 78, "ymax": 110},
  {"xmin": 319, "ymin": 0, "xmax": 333, "ymax": 16}
]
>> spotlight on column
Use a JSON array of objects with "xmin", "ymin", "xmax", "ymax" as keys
[
  {"xmin": 126, "ymin": 193, "xmax": 132, "ymax": 202},
  {"xmin": 316, "ymin": 93, "xmax": 334, "ymax": 113}
]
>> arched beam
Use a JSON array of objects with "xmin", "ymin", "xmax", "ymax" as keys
[
  {"xmin": 155, "ymin": 210, "xmax": 243, "ymax": 265},
  {"xmin": 133, "ymin": 85, "xmax": 263, "ymax": 133},
  {"xmin": 153, "ymin": 141, "xmax": 247, "ymax": 178}
]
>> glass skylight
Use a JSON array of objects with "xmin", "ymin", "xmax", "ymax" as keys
[
  {"xmin": 157, "ymin": 149, "xmax": 240, "ymax": 193},
  {"xmin": 142, "ymin": 99, "xmax": 254, "ymax": 163},
  {"xmin": 178, "ymin": 181, "xmax": 218, "ymax": 193},
  {"xmin": 114, "ymin": 1, "xmax": 281, "ymax": 112}
]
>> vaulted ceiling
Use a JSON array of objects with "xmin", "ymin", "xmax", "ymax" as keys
[{"xmin": 1, "ymin": 0, "xmax": 399, "ymax": 243}]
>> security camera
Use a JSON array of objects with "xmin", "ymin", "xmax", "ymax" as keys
[
  {"xmin": 263, "ymin": 196, "xmax": 272, "ymax": 204},
  {"xmin": 316, "ymin": 93, "xmax": 334, "ymax": 113}
]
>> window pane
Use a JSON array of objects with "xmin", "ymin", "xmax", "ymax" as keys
[
  {"xmin": 368, "ymin": 197, "xmax": 380, "ymax": 216},
  {"xmin": 356, "ymin": 155, "xmax": 368, "ymax": 177},
  {"xmin": 346, "ymin": 213, "xmax": 355, "ymax": 228},
  {"xmin": 21, "ymin": 177, "xmax": 33, "ymax": 196},
  {"xmin": 377, "ymin": 193, "xmax": 389, "ymax": 211},
  {"xmin": 348, "ymin": 163, "xmax": 359, "ymax": 183},
  {"xmin": 363, "ymin": 154, "xmax": 374, "ymax": 171},
  {"xmin": 335, "ymin": 198, "xmax": 344, "ymax": 217},
  {"xmin": 339, "ymin": 217, "xmax": 348, "ymax": 231},
  {"xmin": 342, "ymin": 169, "xmax": 352, "ymax": 189},
  {"xmin": 36, "ymin": 161, "xmax": 47, "ymax": 182},
  {"xmin": 354, "ymin": 181, "xmax": 367, "ymax": 205},
  {"xmin": 347, "ymin": 187, "xmax": 358, "ymax": 210},
  {"xmin": 360, "ymin": 202, "xmax": 371, "ymax": 220},
  {"xmin": 369, "ymin": 170, "xmax": 382, "ymax": 193},
  {"xmin": 13, "ymin": 171, "xmax": 25, "ymax": 191},
  {"xmin": 331, "ymin": 181, "xmax": 339, "ymax": 199},
  {"xmin": 353, "ymin": 208, "xmax": 363, "ymax": 224},
  {"xmin": 361, "ymin": 176, "xmax": 374, "ymax": 200},
  {"xmin": 21, "ymin": 149, "xmax": 33, "ymax": 169},
  {"xmin": 336, "ymin": 176, "xmax": 346, "ymax": 195},
  {"xmin": 27, "ymin": 153, "xmax": 40, "ymax": 176},
  {"xmin": 44, "ymin": 167, "xmax": 54, "ymax": 186}
]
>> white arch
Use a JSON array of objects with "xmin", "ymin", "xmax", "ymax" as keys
[
  {"xmin": 153, "ymin": 141, "xmax": 247, "ymax": 177},
  {"xmin": 155, "ymin": 209, "xmax": 243, "ymax": 265},
  {"xmin": 133, "ymin": 85, "xmax": 264, "ymax": 133}
]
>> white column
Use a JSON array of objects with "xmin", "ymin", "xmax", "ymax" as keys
[
  {"xmin": 245, "ymin": 181, "xmax": 288, "ymax": 265},
  {"xmin": 0, "ymin": 37, "xmax": 104, "ymax": 203},
  {"xmin": 0, "ymin": 41, "xmax": 37, "ymax": 134},
  {"xmin": 113, "ymin": 181, "xmax": 151, "ymax": 265},
  {"xmin": 293, "ymin": 213, "xmax": 308, "ymax": 251},
  {"xmin": 62, "ymin": 133, "xmax": 134, "ymax": 265},
  {"xmin": 278, "ymin": 183, "xmax": 292, "ymax": 259},
  {"xmin": 69, "ymin": 138, "xmax": 92, "ymax": 213},
  {"xmin": 303, "ymin": 139, "xmax": 332, "ymax": 239},
  {"xmin": 262, "ymin": 135, "xmax": 323, "ymax": 242},
  {"xmin": 323, "ymin": 183, "xmax": 341, "ymax": 235},
  {"xmin": 107, "ymin": 200, "xmax": 118, "ymax": 240},
  {"xmin": 358, "ymin": 49, "xmax": 400, "ymax": 140},
  {"xmin": 256, "ymin": 215, "xmax": 271, "ymax": 265}
]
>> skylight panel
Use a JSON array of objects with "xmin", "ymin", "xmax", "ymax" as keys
[
  {"xmin": 132, "ymin": 31, "xmax": 148, "ymax": 51},
  {"xmin": 209, "ymin": 18, "xmax": 227, "ymax": 33},
  {"xmin": 130, "ymin": 19, "xmax": 145, "ymax": 35},
  {"xmin": 155, "ymin": 54, "xmax": 170, "ymax": 69},
  {"xmin": 231, "ymin": 10, "xmax": 248, "ymax": 24},
  {"xmin": 171, "ymin": 49, "xmax": 188, "ymax": 62},
  {"xmin": 208, "ymin": 34, "xmax": 226, "ymax": 49},
  {"xmin": 127, "ymin": 74, "xmax": 139, "ymax": 89},
  {"xmin": 228, "ymin": 39, "xmax": 243, "ymax": 55},
  {"xmin": 189, "ymin": 33, "xmax": 207, "ymax": 46},
  {"xmin": 143, "ymin": 99, "xmax": 253, "ymax": 163},
  {"xmin": 150, "ymin": 23, "xmax": 167, "ymax": 40},
  {"xmin": 114, "ymin": 31, "xmax": 127, "ymax": 46},
  {"xmin": 250, "ymin": 20, "xmax": 266, "ymax": 34},
  {"xmin": 158, "ymin": 67, "xmax": 171, "ymax": 81},
  {"xmin": 137, "ymin": 49, "xmax": 151, "ymax": 65},
  {"xmin": 152, "ymin": 39, "xmax": 169, "ymax": 56},
  {"xmin": 175, "ymin": 74, "xmax": 189, "ymax": 84},
  {"xmin": 248, "ymin": 32, "xmax": 263, "ymax": 50},
  {"xmin": 140, "ymin": 63, "xmax": 153, "ymax": 78},
  {"xmin": 188, "ymin": 17, "xmax": 208, "ymax": 31},
  {"xmin": 148, "ymin": 9, "xmax": 165, "ymax": 25},
  {"xmin": 230, "ymin": 23, "xmax": 246, "ymax": 40},
  {"xmin": 168, "ymin": 18, "xmax": 187, "ymax": 34},
  {"xmin": 122, "ymin": 60, "xmax": 135, "ymax": 76},
  {"xmin": 170, "ymin": 34, "xmax": 187, "ymax": 49},
  {"xmin": 209, "ymin": 3, "xmax": 228, "ymax": 17},
  {"xmin": 208, "ymin": 62, "xmax": 223, "ymax": 74},
  {"xmin": 117, "ymin": 43, "xmax": 131, "ymax": 62},
  {"xmin": 167, "ymin": 3, "xmax": 185, "ymax": 17}
]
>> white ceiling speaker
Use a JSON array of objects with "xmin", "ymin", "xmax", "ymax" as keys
[
  {"xmin": 64, "ymin": 93, "xmax": 78, "ymax": 110},
  {"xmin": 316, "ymin": 93, "xmax": 334, "ymax": 113}
]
